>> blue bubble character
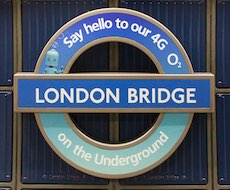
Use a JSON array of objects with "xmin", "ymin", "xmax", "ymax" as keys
[{"xmin": 44, "ymin": 49, "xmax": 59, "ymax": 74}]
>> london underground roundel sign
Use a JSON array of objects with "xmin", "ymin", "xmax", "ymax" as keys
[{"xmin": 14, "ymin": 8, "xmax": 214, "ymax": 179}]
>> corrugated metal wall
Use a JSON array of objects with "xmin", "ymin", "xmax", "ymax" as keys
[
  {"xmin": 216, "ymin": 0, "xmax": 230, "ymax": 187},
  {"xmin": 0, "ymin": 0, "xmax": 13, "ymax": 86},
  {"xmin": 119, "ymin": 0, "xmax": 206, "ymax": 72},
  {"xmin": 22, "ymin": 0, "xmax": 109, "ymax": 184},
  {"xmin": 0, "ymin": 92, "xmax": 12, "ymax": 182},
  {"xmin": 216, "ymin": 0, "xmax": 230, "ymax": 87},
  {"xmin": 119, "ymin": 0, "xmax": 207, "ymax": 185},
  {"xmin": 217, "ymin": 94, "xmax": 230, "ymax": 185},
  {"xmin": 22, "ymin": 0, "xmax": 108, "ymax": 72},
  {"xmin": 0, "ymin": 0, "xmax": 229, "ymax": 189}
]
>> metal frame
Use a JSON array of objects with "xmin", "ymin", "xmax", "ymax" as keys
[
  {"xmin": 210, "ymin": 0, "xmax": 229, "ymax": 190},
  {"xmin": 0, "ymin": 0, "xmax": 226, "ymax": 189},
  {"xmin": 0, "ymin": 0, "xmax": 18, "ymax": 189}
]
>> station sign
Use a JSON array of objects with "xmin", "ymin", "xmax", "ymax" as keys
[{"xmin": 14, "ymin": 8, "xmax": 214, "ymax": 179}]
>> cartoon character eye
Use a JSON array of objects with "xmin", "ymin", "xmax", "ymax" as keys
[
  {"xmin": 53, "ymin": 58, "xmax": 56, "ymax": 62},
  {"xmin": 47, "ymin": 58, "xmax": 51, "ymax": 62}
]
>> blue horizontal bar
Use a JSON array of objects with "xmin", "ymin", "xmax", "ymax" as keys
[{"xmin": 15, "ymin": 75, "xmax": 213, "ymax": 112}]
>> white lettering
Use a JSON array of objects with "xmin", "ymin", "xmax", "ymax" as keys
[
  {"xmin": 139, "ymin": 88, "xmax": 150, "ymax": 103},
  {"xmin": 171, "ymin": 88, "xmax": 185, "ymax": 104},
  {"xmin": 44, "ymin": 88, "xmax": 59, "ymax": 104},
  {"xmin": 128, "ymin": 88, "xmax": 138, "ymax": 103},
  {"xmin": 35, "ymin": 88, "xmax": 45, "ymax": 103},
  {"xmin": 76, "ymin": 88, "xmax": 89, "ymax": 103},
  {"xmin": 106, "ymin": 88, "xmax": 120, "ymax": 103},
  {"xmin": 90, "ymin": 88, "xmax": 105, "ymax": 104},
  {"xmin": 187, "ymin": 88, "xmax": 196, "ymax": 103},
  {"xmin": 158, "ymin": 88, "xmax": 170, "ymax": 103},
  {"xmin": 60, "ymin": 88, "xmax": 74, "ymax": 103}
]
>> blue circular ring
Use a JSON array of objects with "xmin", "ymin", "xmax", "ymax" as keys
[{"xmin": 34, "ymin": 8, "xmax": 193, "ymax": 179}]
